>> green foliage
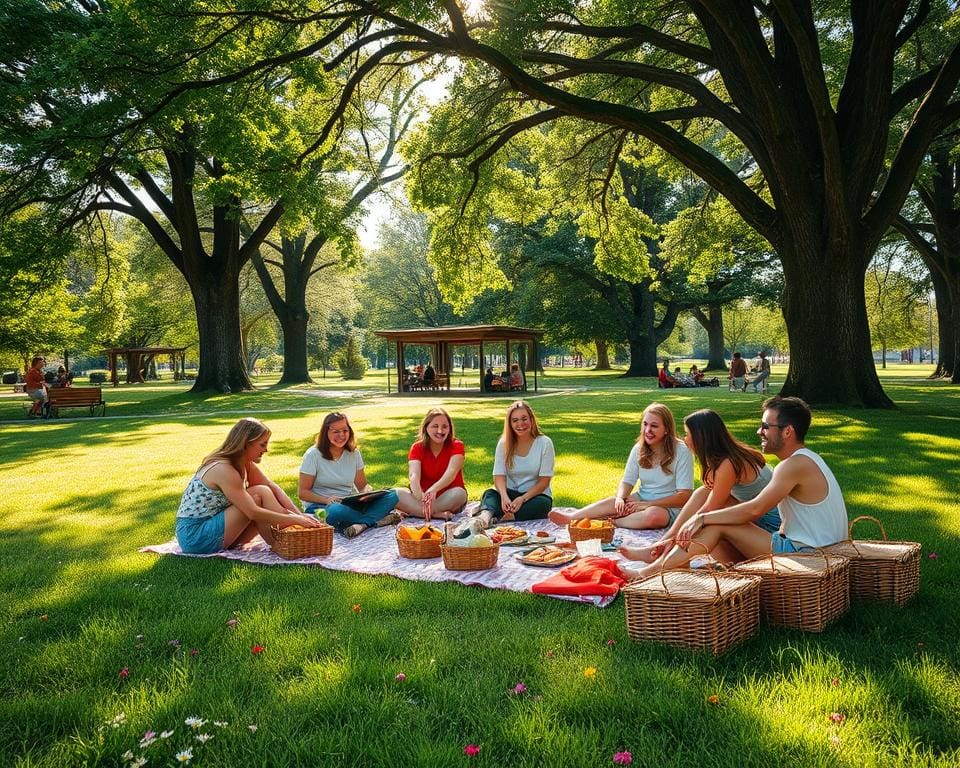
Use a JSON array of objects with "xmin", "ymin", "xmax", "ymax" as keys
[{"xmin": 334, "ymin": 334, "xmax": 367, "ymax": 379}]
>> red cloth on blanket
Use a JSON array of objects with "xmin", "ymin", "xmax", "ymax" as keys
[{"xmin": 531, "ymin": 557, "xmax": 627, "ymax": 597}]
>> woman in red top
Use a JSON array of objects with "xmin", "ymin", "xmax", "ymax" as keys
[
  {"xmin": 25, "ymin": 356, "xmax": 49, "ymax": 416},
  {"xmin": 395, "ymin": 408, "xmax": 467, "ymax": 521}
]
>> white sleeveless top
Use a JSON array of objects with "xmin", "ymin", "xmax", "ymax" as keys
[{"xmin": 777, "ymin": 448, "xmax": 847, "ymax": 547}]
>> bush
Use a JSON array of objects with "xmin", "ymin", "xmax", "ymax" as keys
[
  {"xmin": 335, "ymin": 337, "xmax": 367, "ymax": 380},
  {"xmin": 89, "ymin": 372, "xmax": 107, "ymax": 383}
]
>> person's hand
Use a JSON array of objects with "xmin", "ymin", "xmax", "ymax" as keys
[
  {"xmin": 676, "ymin": 514, "xmax": 704, "ymax": 548},
  {"xmin": 613, "ymin": 496, "xmax": 626, "ymax": 517},
  {"xmin": 624, "ymin": 498, "xmax": 645, "ymax": 514},
  {"xmin": 422, "ymin": 495, "xmax": 432, "ymax": 522},
  {"xmin": 500, "ymin": 493, "xmax": 513, "ymax": 514},
  {"xmin": 327, "ymin": 496, "xmax": 343, "ymax": 505},
  {"xmin": 296, "ymin": 513, "xmax": 323, "ymax": 528}
]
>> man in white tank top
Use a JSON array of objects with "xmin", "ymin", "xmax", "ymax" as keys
[{"xmin": 621, "ymin": 396, "xmax": 848, "ymax": 581}]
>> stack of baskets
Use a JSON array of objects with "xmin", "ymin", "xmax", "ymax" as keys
[
  {"xmin": 396, "ymin": 528, "xmax": 443, "ymax": 560},
  {"xmin": 823, "ymin": 516, "xmax": 921, "ymax": 606},
  {"xmin": 440, "ymin": 542, "xmax": 500, "ymax": 571},
  {"xmin": 568, "ymin": 520, "xmax": 615, "ymax": 544},
  {"xmin": 270, "ymin": 523, "xmax": 333, "ymax": 560},
  {"xmin": 623, "ymin": 568, "xmax": 762, "ymax": 655},
  {"xmin": 731, "ymin": 552, "xmax": 850, "ymax": 632}
]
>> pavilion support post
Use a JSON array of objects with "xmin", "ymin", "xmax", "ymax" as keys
[
  {"xmin": 109, "ymin": 351, "xmax": 118, "ymax": 387},
  {"xmin": 533, "ymin": 339, "xmax": 539, "ymax": 392},
  {"xmin": 479, "ymin": 341, "xmax": 485, "ymax": 392}
]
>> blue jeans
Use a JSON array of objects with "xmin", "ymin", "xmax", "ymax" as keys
[
  {"xmin": 772, "ymin": 532, "xmax": 813, "ymax": 554},
  {"xmin": 321, "ymin": 490, "xmax": 399, "ymax": 532}
]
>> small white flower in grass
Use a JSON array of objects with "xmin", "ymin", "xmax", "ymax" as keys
[
  {"xmin": 213, "ymin": 721, "xmax": 228, "ymax": 728},
  {"xmin": 175, "ymin": 748, "xmax": 193, "ymax": 763},
  {"xmin": 139, "ymin": 731, "xmax": 156, "ymax": 749},
  {"xmin": 248, "ymin": 724, "xmax": 258, "ymax": 733},
  {"xmin": 109, "ymin": 713, "xmax": 127, "ymax": 728},
  {"xmin": 184, "ymin": 717, "xmax": 206, "ymax": 729},
  {"xmin": 195, "ymin": 733, "xmax": 213, "ymax": 744},
  {"xmin": 130, "ymin": 757, "xmax": 148, "ymax": 768},
  {"xmin": 159, "ymin": 730, "xmax": 174, "ymax": 739},
  {"xmin": 122, "ymin": 750, "xmax": 134, "ymax": 761}
]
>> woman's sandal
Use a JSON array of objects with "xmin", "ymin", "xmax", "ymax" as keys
[{"xmin": 344, "ymin": 524, "xmax": 367, "ymax": 538}]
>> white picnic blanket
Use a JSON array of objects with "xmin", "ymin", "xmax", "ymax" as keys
[{"xmin": 141, "ymin": 504, "xmax": 664, "ymax": 608}]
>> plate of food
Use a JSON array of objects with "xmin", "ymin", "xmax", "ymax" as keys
[
  {"xmin": 517, "ymin": 545, "xmax": 577, "ymax": 567},
  {"xmin": 527, "ymin": 530, "xmax": 556, "ymax": 545},
  {"xmin": 490, "ymin": 525, "xmax": 529, "ymax": 545}
]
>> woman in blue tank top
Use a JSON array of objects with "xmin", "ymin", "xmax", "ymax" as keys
[{"xmin": 620, "ymin": 409, "xmax": 780, "ymax": 565}]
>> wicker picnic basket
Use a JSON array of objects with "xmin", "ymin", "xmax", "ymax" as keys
[
  {"xmin": 396, "ymin": 527, "xmax": 443, "ymax": 560},
  {"xmin": 270, "ymin": 523, "xmax": 333, "ymax": 560},
  {"xmin": 822, "ymin": 516, "xmax": 921, "ymax": 606},
  {"xmin": 568, "ymin": 520, "xmax": 615, "ymax": 544},
  {"xmin": 730, "ymin": 551, "xmax": 850, "ymax": 632},
  {"xmin": 440, "ymin": 542, "xmax": 500, "ymax": 571},
  {"xmin": 623, "ymin": 568, "xmax": 762, "ymax": 655}
]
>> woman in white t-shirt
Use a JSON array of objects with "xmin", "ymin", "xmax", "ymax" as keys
[
  {"xmin": 298, "ymin": 412, "xmax": 400, "ymax": 538},
  {"xmin": 550, "ymin": 402, "xmax": 693, "ymax": 530},
  {"xmin": 474, "ymin": 401, "xmax": 555, "ymax": 527}
]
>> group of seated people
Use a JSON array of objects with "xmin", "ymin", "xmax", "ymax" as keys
[
  {"xmin": 403, "ymin": 363, "xmax": 437, "ymax": 390},
  {"xmin": 658, "ymin": 361, "xmax": 719, "ymax": 388},
  {"xmin": 483, "ymin": 364, "xmax": 524, "ymax": 392},
  {"xmin": 176, "ymin": 395, "xmax": 849, "ymax": 583},
  {"xmin": 729, "ymin": 351, "xmax": 771, "ymax": 392}
]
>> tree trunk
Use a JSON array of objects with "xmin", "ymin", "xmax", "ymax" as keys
[
  {"xmin": 594, "ymin": 338, "xmax": 610, "ymax": 370},
  {"xmin": 189, "ymin": 269, "xmax": 252, "ymax": 393},
  {"xmin": 779, "ymin": 254, "xmax": 893, "ymax": 407},
  {"xmin": 692, "ymin": 305, "xmax": 728, "ymax": 371},
  {"xmin": 278, "ymin": 309, "xmax": 311, "ymax": 384},
  {"xmin": 925, "ymin": 253, "xmax": 957, "ymax": 380},
  {"xmin": 624, "ymin": 335, "xmax": 659, "ymax": 377}
]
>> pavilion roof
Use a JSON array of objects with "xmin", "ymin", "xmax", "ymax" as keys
[{"xmin": 374, "ymin": 324, "xmax": 542, "ymax": 344}]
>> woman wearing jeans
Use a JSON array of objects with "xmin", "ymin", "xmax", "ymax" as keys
[
  {"xmin": 474, "ymin": 401, "xmax": 554, "ymax": 527},
  {"xmin": 298, "ymin": 412, "xmax": 400, "ymax": 538}
]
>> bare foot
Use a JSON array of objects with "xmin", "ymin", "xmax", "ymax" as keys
[
  {"xmin": 621, "ymin": 562, "xmax": 657, "ymax": 582},
  {"xmin": 548, "ymin": 509, "xmax": 574, "ymax": 525},
  {"xmin": 619, "ymin": 543, "xmax": 664, "ymax": 563}
]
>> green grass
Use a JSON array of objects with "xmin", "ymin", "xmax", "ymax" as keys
[{"xmin": 1, "ymin": 368, "xmax": 958, "ymax": 766}]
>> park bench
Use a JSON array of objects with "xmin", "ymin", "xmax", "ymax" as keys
[{"xmin": 46, "ymin": 386, "xmax": 106, "ymax": 418}]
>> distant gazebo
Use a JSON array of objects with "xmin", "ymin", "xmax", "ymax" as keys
[
  {"xmin": 374, "ymin": 324, "xmax": 543, "ymax": 394},
  {"xmin": 104, "ymin": 346, "xmax": 188, "ymax": 386}
]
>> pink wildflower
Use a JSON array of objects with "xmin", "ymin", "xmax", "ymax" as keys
[
  {"xmin": 829, "ymin": 712, "xmax": 846, "ymax": 724},
  {"xmin": 395, "ymin": 673, "xmax": 407, "ymax": 682},
  {"xmin": 463, "ymin": 744, "xmax": 480, "ymax": 757},
  {"xmin": 613, "ymin": 751, "xmax": 633, "ymax": 765},
  {"xmin": 226, "ymin": 618, "xmax": 238, "ymax": 628},
  {"xmin": 606, "ymin": 638, "xmax": 616, "ymax": 647},
  {"xmin": 119, "ymin": 667, "xmax": 129, "ymax": 680},
  {"xmin": 511, "ymin": 682, "xmax": 527, "ymax": 695},
  {"xmin": 928, "ymin": 552, "xmax": 938, "ymax": 560},
  {"xmin": 251, "ymin": 644, "xmax": 265, "ymax": 655}
]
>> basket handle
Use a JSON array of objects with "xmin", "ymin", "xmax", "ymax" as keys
[
  {"xmin": 659, "ymin": 541, "xmax": 719, "ymax": 598},
  {"xmin": 848, "ymin": 515, "xmax": 887, "ymax": 541}
]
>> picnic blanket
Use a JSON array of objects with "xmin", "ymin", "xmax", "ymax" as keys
[{"xmin": 141, "ymin": 504, "xmax": 664, "ymax": 608}]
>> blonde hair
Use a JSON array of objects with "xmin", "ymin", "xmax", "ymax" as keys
[
  {"xmin": 418, "ymin": 408, "xmax": 454, "ymax": 448},
  {"xmin": 202, "ymin": 418, "xmax": 270, "ymax": 471},
  {"xmin": 503, "ymin": 400, "xmax": 542, "ymax": 469},
  {"xmin": 637, "ymin": 402, "xmax": 677, "ymax": 472}
]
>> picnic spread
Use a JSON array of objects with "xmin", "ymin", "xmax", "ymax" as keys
[{"xmin": 142, "ymin": 503, "xmax": 663, "ymax": 608}]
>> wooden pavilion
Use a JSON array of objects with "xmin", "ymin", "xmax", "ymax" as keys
[
  {"xmin": 374, "ymin": 324, "xmax": 543, "ymax": 394},
  {"xmin": 104, "ymin": 346, "xmax": 188, "ymax": 386}
]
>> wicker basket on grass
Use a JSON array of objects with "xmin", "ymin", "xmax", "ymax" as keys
[
  {"xmin": 567, "ymin": 520, "xmax": 615, "ymax": 544},
  {"xmin": 270, "ymin": 523, "xmax": 333, "ymax": 560},
  {"xmin": 624, "ymin": 568, "xmax": 762, "ymax": 655},
  {"xmin": 822, "ymin": 516, "xmax": 920, "ymax": 607},
  {"xmin": 396, "ymin": 528, "xmax": 443, "ymax": 560},
  {"xmin": 440, "ymin": 542, "xmax": 500, "ymax": 571},
  {"xmin": 730, "ymin": 551, "xmax": 850, "ymax": 632}
]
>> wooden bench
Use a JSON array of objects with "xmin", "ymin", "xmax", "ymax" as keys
[
  {"xmin": 428, "ymin": 373, "xmax": 450, "ymax": 391},
  {"xmin": 46, "ymin": 386, "xmax": 106, "ymax": 418},
  {"xmin": 12, "ymin": 383, "xmax": 24, "ymax": 393}
]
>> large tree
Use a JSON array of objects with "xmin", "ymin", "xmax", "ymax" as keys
[{"xmin": 205, "ymin": 1, "xmax": 959, "ymax": 405}]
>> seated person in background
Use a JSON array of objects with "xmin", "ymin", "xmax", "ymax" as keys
[
  {"xmin": 54, "ymin": 366, "xmax": 71, "ymax": 387},
  {"xmin": 414, "ymin": 363, "xmax": 424, "ymax": 377},
  {"xmin": 658, "ymin": 360, "xmax": 677, "ymax": 388},
  {"xmin": 751, "ymin": 351, "xmax": 771, "ymax": 392},
  {"xmin": 176, "ymin": 418, "xmax": 321, "ymax": 554},
  {"xmin": 509, "ymin": 363, "xmax": 524, "ymax": 390},
  {"xmin": 689, "ymin": 364, "xmax": 705, "ymax": 386},
  {"xmin": 422, "ymin": 363, "xmax": 436, "ymax": 386},
  {"xmin": 673, "ymin": 366, "xmax": 695, "ymax": 387},
  {"xmin": 483, "ymin": 367, "xmax": 496, "ymax": 391},
  {"xmin": 729, "ymin": 352, "xmax": 747, "ymax": 390},
  {"xmin": 622, "ymin": 396, "xmax": 848, "ymax": 581},
  {"xmin": 25, "ymin": 356, "xmax": 48, "ymax": 416}
]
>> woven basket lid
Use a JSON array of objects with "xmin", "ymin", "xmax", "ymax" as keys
[
  {"xmin": 823, "ymin": 540, "xmax": 920, "ymax": 560},
  {"xmin": 624, "ymin": 569, "xmax": 756, "ymax": 601},
  {"xmin": 734, "ymin": 553, "xmax": 845, "ymax": 575}
]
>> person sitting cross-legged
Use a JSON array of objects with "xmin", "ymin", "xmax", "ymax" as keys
[{"xmin": 621, "ymin": 396, "xmax": 848, "ymax": 581}]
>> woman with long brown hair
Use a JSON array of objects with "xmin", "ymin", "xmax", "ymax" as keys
[
  {"xmin": 620, "ymin": 408, "xmax": 781, "ymax": 565},
  {"xmin": 175, "ymin": 418, "xmax": 321, "ymax": 554},
  {"xmin": 550, "ymin": 402, "xmax": 693, "ymax": 529},
  {"xmin": 474, "ymin": 401, "xmax": 555, "ymax": 527},
  {"xmin": 298, "ymin": 412, "xmax": 400, "ymax": 537},
  {"xmin": 395, "ymin": 408, "xmax": 468, "ymax": 521}
]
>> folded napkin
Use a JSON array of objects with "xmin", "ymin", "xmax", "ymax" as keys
[{"xmin": 531, "ymin": 556, "xmax": 627, "ymax": 598}]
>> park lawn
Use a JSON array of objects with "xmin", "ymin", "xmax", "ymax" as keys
[{"xmin": 1, "ymin": 370, "xmax": 958, "ymax": 767}]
